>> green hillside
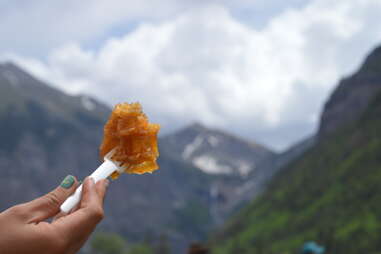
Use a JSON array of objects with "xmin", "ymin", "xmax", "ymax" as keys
[{"xmin": 210, "ymin": 91, "xmax": 381, "ymax": 253}]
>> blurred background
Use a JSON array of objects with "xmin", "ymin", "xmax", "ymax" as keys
[{"xmin": 0, "ymin": 0, "xmax": 381, "ymax": 253}]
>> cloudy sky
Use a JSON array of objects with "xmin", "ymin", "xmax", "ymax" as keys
[{"xmin": 1, "ymin": 0, "xmax": 381, "ymax": 151}]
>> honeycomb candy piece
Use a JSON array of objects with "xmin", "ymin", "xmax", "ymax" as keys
[{"xmin": 99, "ymin": 102, "xmax": 160, "ymax": 178}]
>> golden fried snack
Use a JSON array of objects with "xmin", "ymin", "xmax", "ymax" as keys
[{"xmin": 99, "ymin": 102, "xmax": 160, "ymax": 178}]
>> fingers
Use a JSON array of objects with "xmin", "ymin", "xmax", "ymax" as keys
[
  {"xmin": 53, "ymin": 179, "xmax": 109, "ymax": 222},
  {"xmin": 80, "ymin": 177, "xmax": 101, "ymax": 209},
  {"xmin": 20, "ymin": 175, "xmax": 79, "ymax": 223},
  {"xmin": 52, "ymin": 177, "xmax": 109, "ymax": 244}
]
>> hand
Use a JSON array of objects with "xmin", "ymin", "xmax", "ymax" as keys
[{"xmin": 0, "ymin": 176, "xmax": 109, "ymax": 254}]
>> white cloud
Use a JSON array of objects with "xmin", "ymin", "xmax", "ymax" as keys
[
  {"xmin": 0, "ymin": 0, "xmax": 308, "ymax": 56},
  {"xmin": 0, "ymin": 0, "xmax": 200, "ymax": 56},
  {"xmin": 5, "ymin": 0, "xmax": 381, "ymax": 150}
]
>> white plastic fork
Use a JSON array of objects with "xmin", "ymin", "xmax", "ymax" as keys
[{"xmin": 60, "ymin": 148, "xmax": 125, "ymax": 213}]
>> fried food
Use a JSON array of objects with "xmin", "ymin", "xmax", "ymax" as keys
[{"xmin": 99, "ymin": 103, "xmax": 160, "ymax": 178}]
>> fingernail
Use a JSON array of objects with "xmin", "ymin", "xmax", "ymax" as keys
[
  {"xmin": 105, "ymin": 179, "xmax": 110, "ymax": 188},
  {"xmin": 60, "ymin": 175, "xmax": 75, "ymax": 189}
]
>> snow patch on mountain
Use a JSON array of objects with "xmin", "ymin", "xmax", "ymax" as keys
[
  {"xmin": 182, "ymin": 135, "xmax": 204, "ymax": 159},
  {"xmin": 193, "ymin": 155, "xmax": 233, "ymax": 174}
]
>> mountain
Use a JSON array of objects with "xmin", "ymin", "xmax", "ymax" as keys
[
  {"xmin": 0, "ymin": 62, "xmax": 282, "ymax": 253},
  {"xmin": 160, "ymin": 123, "xmax": 277, "ymax": 226},
  {"xmin": 210, "ymin": 45, "xmax": 381, "ymax": 253},
  {"xmin": 0, "ymin": 62, "xmax": 214, "ymax": 252},
  {"xmin": 161, "ymin": 123, "xmax": 274, "ymax": 176},
  {"xmin": 160, "ymin": 123, "xmax": 314, "ymax": 227}
]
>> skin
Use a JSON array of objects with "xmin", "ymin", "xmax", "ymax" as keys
[{"xmin": 0, "ymin": 177, "xmax": 108, "ymax": 254}]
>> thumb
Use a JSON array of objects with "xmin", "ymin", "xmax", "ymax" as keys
[{"xmin": 24, "ymin": 175, "xmax": 79, "ymax": 223}]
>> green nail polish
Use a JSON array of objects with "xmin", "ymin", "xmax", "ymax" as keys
[{"xmin": 61, "ymin": 175, "xmax": 75, "ymax": 189}]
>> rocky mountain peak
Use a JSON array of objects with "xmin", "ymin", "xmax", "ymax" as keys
[
  {"xmin": 318, "ymin": 44, "xmax": 381, "ymax": 136},
  {"xmin": 161, "ymin": 123, "xmax": 275, "ymax": 176}
]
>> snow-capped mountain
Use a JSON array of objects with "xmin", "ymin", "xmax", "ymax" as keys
[{"xmin": 160, "ymin": 123, "xmax": 275, "ymax": 177}]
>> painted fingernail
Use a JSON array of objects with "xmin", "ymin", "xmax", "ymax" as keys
[{"xmin": 60, "ymin": 175, "xmax": 75, "ymax": 189}]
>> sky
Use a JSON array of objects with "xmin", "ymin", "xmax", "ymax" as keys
[{"xmin": 1, "ymin": 0, "xmax": 381, "ymax": 151}]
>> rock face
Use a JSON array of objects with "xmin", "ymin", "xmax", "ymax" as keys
[{"xmin": 319, "ymin": 45, "xmax": 381, "ymax": 136}]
